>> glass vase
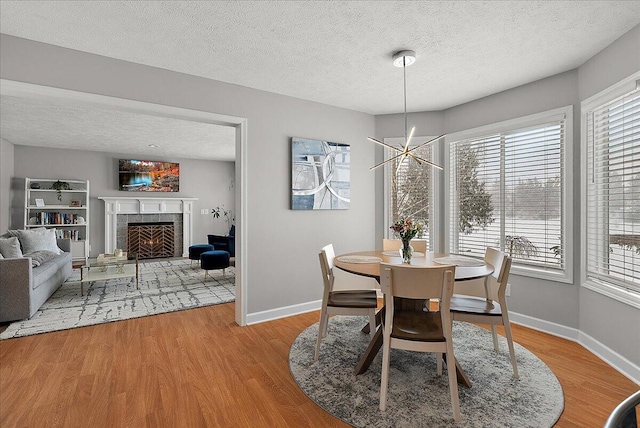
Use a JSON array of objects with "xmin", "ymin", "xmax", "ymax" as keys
[{"xmin": 400, "ymin": 241, "xmax": 413, "ymax": 264}]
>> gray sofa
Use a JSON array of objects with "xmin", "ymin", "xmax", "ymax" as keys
[{"xmin": 0, "ymin": 238, "xmax": 72, "ymax": 322}]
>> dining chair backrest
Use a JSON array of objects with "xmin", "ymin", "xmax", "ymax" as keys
[
  {"xmin": 382, "ymin": 239, "xmax": 427, "ymax": 253},
  {"xmin": 379, "ymin": 262, "xmax": 455, "ymax": 304},
  {"xmin": 484, "ymin": 247, "xmax": 512, "ymax": 296},
  {"xmin": 321, "ymin": 243, "xmax": 336, "ymax": 270},
  {"xmin": 319, "ymin": 244, "xmax": 336, "ymax": 292}
]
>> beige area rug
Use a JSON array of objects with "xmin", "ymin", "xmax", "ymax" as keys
[{"xmin": 0, "ymin": 258, "xmax": 235, "ymax": 339}]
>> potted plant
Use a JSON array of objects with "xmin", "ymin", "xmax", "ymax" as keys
[
  {"xmin": 212, "ymin": 206, "xmax": 235, "ymax": 234},
  {"xmin": 51, "ymin": 180, "xmax": 71, "ymax": 201}
]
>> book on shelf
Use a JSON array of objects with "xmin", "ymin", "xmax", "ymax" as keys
[
  {"xmin": 55, "ymin": 229, "xmax": 82, "ymax": 241},
  {"xmin": 37, "ymin": 211, "xmax": 81, "ymax": 225}
]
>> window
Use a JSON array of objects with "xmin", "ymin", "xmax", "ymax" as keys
[
  {"xmin": 446, "ymin": 107, "xmax": 572, "ymax": 281},
  {"xmin": 385, "ymin": 138, "xmax": 433, "ymax": 248},
  {"xmin": 584, "ymin": 79, "xmax": 640, "ymax": 303}
]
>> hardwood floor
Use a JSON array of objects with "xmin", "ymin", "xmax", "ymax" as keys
[{"xmin": 0, "ymin": 303, "xmax": 637, "ymax": 427}]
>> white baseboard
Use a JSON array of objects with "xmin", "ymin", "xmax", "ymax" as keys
[
  {"xmin": 509, "ymin": 312, "xmax": 580, "ymax": 341},
  {"xmin": 247, "ymin": 303, "xmax": 640, "ymax": 385},
  {"xmin": 510, "ymin": 311, "xmax": 640, "ymax": 385},
  {"xmin": 246, "ymin": 299, "xmax": 321, "ymax": 325},
  {"xmin": 578, "ymin": 331, "xmax": 640, "ymax": 385}
]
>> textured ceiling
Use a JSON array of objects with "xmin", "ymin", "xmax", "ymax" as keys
[
  {"xmin": 0, "ymin": 1, "xmax": 639, "ymax": 159},
  {"xmin": 1, "ymin": 1, "xmax": 639, "ymax": 115},
  {"xmin": 0, "ymin": 95, "xmax": 236, "ymax": 161}
]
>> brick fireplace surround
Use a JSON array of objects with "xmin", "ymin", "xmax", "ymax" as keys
[{"xmin": 98, "ymin": 197, "xmax": 197, "ymax": 258}]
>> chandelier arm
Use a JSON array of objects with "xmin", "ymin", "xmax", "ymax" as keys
[
  {"xmin": 367, "ymin": 136, "xmax": 403, "ymax": 153},
  {"xmin": 369, "ymin": 151, "xmax": 407, "ymax": 170},
  {"xmin": 407, "ymin": 153, "xmax": 443, "ymax": 170},
  {"xmin": 406, "ymin": 134, "xmax": 446, "ymax": 153},
  {"xmin": 404, "ymin": 126, "xmax": 415, "ymax": 151}
]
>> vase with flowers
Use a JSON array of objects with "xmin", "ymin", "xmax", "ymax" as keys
[{"xmin": 390, "ymin": 217, "xmax": 423, "ymax": 264}]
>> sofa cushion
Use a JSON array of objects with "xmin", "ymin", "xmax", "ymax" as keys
[
  {"xmin": 24, "ymin": 250, "xmax": 58, "ymax": 267},
  {"xmin": 0, "ymin": 236, "xmax": 23, "ymax": 259},
  {"xmin": 31, "ymin": 252, "xmax": 71, "ymax": 290},
  {"xmin": 17, "ymin": 228, "xmax": 63, "ymax": 255}
]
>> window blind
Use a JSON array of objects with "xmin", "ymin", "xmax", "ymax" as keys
[
  {"xmin": 388, "ymin": 144, "xmax": 432, "ymax": 246},
  {"xmin": 586, "ymin": 88, "xmax": 640, "ymax": 293},
  {"xmin": 449, "ymin": 120, "xmax": 565, "ymax": 271}
]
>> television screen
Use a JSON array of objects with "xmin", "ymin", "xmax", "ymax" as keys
[{"xmin": 118, "ymin": 159, "xmax": 179, "ymax": 192}]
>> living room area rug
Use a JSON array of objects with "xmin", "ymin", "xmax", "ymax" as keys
[
  {"xmin": 0, "ymin": 258, "xmax": 235, "ymax": 340},
  {"xmin": 290, "ymin": 316, "xmax": 564, "ymax": 427}
]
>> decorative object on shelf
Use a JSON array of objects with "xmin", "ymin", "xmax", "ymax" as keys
[
  {"xmin": 51, "ymin": 180, "xmax": 71, "ymax": 201},
  {"xmin": 291, "ymin": 137, "xmax": 350, "ymax": 210},
  {"xmin": 390, "ymin": 217, "xmax": 423, "ymax": 264},
  {"xmin": 114, "ymin": 248, "xmax": 123, "ymax": 257},
  {"xmin": 70, "ymin": 200, "xmax": 81, "ymax": 207},
  {"xmin": 35, "ymin": 198, "xmax": 45, "ymax": 207},
  {"xmin": 368, "ymin": 50, "xmax": 445, "ymax": 171},
  {"xmin": 76, "ymin": 216, "xmax": 85, "ymax": 224},
  {"xmin": 30, "ymin": 182, "xmax": 40, "ymax": 189},
  {"xmin": 211, "ymin": 206, "xmax": 235, "ymax": 233},
  {"xmin": 28, "ymin": 217, "xmax": 37, "ymax": 225}
]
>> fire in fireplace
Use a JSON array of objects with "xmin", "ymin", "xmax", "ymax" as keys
[{"xmin": 127, "ymin": 222, "xmax": 175, "ymax": 259}]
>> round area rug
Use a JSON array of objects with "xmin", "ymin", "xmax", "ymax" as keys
[{"xmin": 289, "ymin": 316, "xmax": 564, "ymax": 427}]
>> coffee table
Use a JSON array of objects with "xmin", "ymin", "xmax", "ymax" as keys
[{"xmin": 80, "ymin": 252, "xmax": 139, "ymax": 296}]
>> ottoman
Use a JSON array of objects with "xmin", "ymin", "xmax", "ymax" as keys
[
  {"xmin": 189, "ymin": 244, "xmax": 214, "ymax": 266},
  {"xmin": 200, "ymin": 250, "xmax": 230, "ymax": 280}
]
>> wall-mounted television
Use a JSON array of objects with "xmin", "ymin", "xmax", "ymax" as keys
[{"xmin": 118, "ymin": 159, "xmax": 179, "ymax": 192}]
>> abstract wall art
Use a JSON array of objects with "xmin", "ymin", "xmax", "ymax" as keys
[{"xmin": 291, "ymin": 137, "xmax": 350, "ymax": 210}]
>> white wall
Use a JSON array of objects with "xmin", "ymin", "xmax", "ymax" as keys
[
  {"xmin": 0, "ymin": 34, "xmax": 376, "ymax": 318},
  {"xmin": 9, "ymin": 145, "xmax": 235, "ymax": 256},
  {"xmin": 0, "ymin": 138, "xmax": 14, "ymax": 233}
]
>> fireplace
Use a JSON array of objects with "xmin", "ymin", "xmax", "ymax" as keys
[
  {"xmin": 99, "ymin": 197, "xmax": 197, "ymax": 257},
  {"xmin": 127, "ymin": 222, "xmax": 175, "ymax": 259}
]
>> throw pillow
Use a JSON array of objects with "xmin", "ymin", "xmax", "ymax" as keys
[
  {"xmin": 5, "ymin": 229, "xmax": 22, "ymax": 238},
  {"xmin": 23, "ymin": 250, "xmax": 58, "ymax": 267},
  {"xmin": 0, "ymin": 236, "xmax": 23, "ymax": 259},
  {"xmin": 17, "ymin": 228, "xmax": 62, "ymax": 255}
]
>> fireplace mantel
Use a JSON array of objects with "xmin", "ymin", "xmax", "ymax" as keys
[{"xmin": 99, "ymin": 197, "xmax": 198, "ymax": 257}]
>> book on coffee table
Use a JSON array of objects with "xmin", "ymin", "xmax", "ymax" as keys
[{"xmin": 97, "ymin": 252, "xmax": 128, "ymax": 265}]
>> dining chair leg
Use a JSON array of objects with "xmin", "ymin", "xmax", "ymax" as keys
[
  {"xmin": 445, "ymin": 345, "xmax": 461, "ymax": 422},
  {"xmin": 379, "ymin": 334, "xmax": 391, "ymax": 411},
  {"xmin": 502, "ymin": 315, "xmax": 519, "ymax": 379},
  {"xmin": 368, "ymin": 310, "xmax": 376, "ymax": 338},
  {"xmin": 436, "ymin": 352, "xmax": 443, "ymax": 376},
  {"xmin": 314, "ymin": 309, "xmax": 328, "ymax": 361},
  {"xmin": 491, "ymin": 325, "xmax": 499, "ymax": 351},
  {"xmin": 321, "ymin": 312, "xmax": 330, "ymax": 339}
]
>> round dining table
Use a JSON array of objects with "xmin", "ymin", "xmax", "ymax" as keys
[{"xmin": 333, "ymin": 250, "xmax": 495, "ymax": 388}]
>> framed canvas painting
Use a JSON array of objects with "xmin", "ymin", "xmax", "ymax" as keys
[{"xmin": 291, "ymin": 137, "xmax": 350, "ymax": 210}]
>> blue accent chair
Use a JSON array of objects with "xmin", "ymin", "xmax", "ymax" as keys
[{"xmin": 208, "ymin": 225, "xmax": 235, "ymax": 257}]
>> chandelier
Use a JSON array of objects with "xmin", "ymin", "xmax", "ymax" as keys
[{"xmin": 368, "ymin": 50, "xmax": 444, "ymax": 171}]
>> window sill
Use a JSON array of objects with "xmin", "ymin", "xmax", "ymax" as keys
[
  {"xmin": 582, "ymin": 279, "xmax": 640, "ymax": 310},
  {"xmin": 510, "ymin": 264, "xmax": 573, "ymax": 284}
]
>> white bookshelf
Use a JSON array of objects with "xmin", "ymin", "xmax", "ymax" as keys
[{"xmin": 24, "ymin": 178, "xmax": 90, "ymax": 261}]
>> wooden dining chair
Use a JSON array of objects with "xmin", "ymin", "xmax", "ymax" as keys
[
  {"xmin": 382, "ymin": 238, "xmax": 427, "ymax": 253},
  {"xmin": 449, "ymin": 247, "xmax": 519, "ymax": 379},
  {"xmin": 314, "ymin": 244, "xmax": 378, "ymax": 361},
  {"xmin": 379, "ymin": 262, "xmax": 460, "ymax": 422}
]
